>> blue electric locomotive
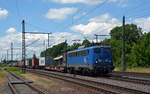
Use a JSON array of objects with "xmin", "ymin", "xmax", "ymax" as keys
[{"xmin": 67, "ymin": 46, "xmax": 114, "ymax": 74}]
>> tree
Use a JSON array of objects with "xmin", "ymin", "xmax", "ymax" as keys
[
  {"xmin": 82, "ymin": 39, "xmax": 91, "ymax": 46},
  {"xmin": 102, "ymin": 24, "xmax": 143, "ymax": 67},
  {"xmin": 70, "ymin": 43, "xmax": 81, "ymax": 50},
  {"xmin": 110, "ymin": 24, "xmax": 142, "ymax": 45},
  {"xmin": 40, "ymin": 42, "xmax": 68, "ymax": 58},
  {"xmin": 33, "ymin": 54, "xmax": 37, "ymax": 59},
  {"xmin": 129, "ymin": 32, "xmax": 150, "ymax": 67}
]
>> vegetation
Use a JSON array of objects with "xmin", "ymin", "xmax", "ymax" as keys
[
  {"xmin": 5, "ymin": 67, "xmax": 24, "ymax": 77},
  {"xmin": 40, "ymin": 24, "xmax": 150, "ymax": 70},
  {"xmin": 41, "ymin": 41, "xmax": 68, "ymax": 58},
  {"xmin": 0, "ymin": 67, "xmax": 6, "ymax": 83},
  {"xmin": 102, "ymin": 24, "xmax": 150, "ymax": 68},
  {"xmin": 115, "ymin": 67, "xmax": 150, "ymax": 73},
  {"xmin": 41, "ymin": 39, "xmax": 91, "ymax": 58}
]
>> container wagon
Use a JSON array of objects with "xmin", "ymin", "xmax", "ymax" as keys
[
  {"xmin": 25, "ymin": 59, "xmax": 32, "ymax": 68},
  {"xmin": 39, "ymin": 56, "xmax": 53, "ymax": 69},
  {"xmin": 18, "ymin": 61, "xmax": 23, "ymax": 68},
  {"xmin": 32, "ymin": 58, "xmax": 39, "ymax": 69}
]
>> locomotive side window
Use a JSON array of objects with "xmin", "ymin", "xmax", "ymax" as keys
[
  {"xmin": 79, "ymin": 50, "xmax": 86, "ymax": 56},
  {"xmin": 69, "ymin": 52, "xmax": 76, "ymax": 57},
  {"xmin": 82, "ymin": 50, "xmax": 86, "ymax": 56},
  {"xmin": 104, "ymin": 48, "xmax": 111, "ymax": 53},
  {"xmin": 94, "ymin": 48, "xmax": 101, "ymax": 53},
  {"xmin": 69, "ymin": 50, "xmax": 87, "ymax": 57}
]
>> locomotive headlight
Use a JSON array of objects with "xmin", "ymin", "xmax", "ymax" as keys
[{"xmin": 96, "ymin": 60, "xmax": 98, "ymax": 63}]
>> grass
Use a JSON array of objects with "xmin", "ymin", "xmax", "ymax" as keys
[
  {"xmin": 0, "ymin": 67, "xmax": 6, "ymax": 83},
  {"xmin": 115, "ymin": 67, "xmax": 150, "ymax": 73},
  {"xmin": 4, "ymin": 66, "xmax": 24, "ymax": 77},
  {"xmin": 0, "ymin": 67, "xmax": 6, "ymax": 94}
]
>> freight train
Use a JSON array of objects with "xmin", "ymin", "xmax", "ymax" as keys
[{"xmin": 17, "ymin": 45, "xmax": 114, "ymax": 75}]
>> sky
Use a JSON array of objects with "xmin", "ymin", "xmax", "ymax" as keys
[{"xmin": 0, "ymin": 0, "xmax": 150, "ymax": 61}]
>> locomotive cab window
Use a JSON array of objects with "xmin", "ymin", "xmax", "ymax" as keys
[
  {"xmin": 104, "ymin": 48, "xmax": 111, "ymax": 53},
  {"xmin": 94, "ymin": 48, "xmax": 101, "ymax": 53}
]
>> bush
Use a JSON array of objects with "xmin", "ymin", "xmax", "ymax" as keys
[{"xmin": 5, "ymin": 67, "xmax": 19, "ymax": 72}]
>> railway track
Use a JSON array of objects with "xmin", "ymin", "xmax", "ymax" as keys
[
  {"xmin": 112, "ymin": 71, "xmax": 150, "ymax": 78},
  {"xmin": 104, "ymin": 74, "xmax": 150, "ymax": 85},
  {"xmin": 27, "ymin": 69, "xmax": 150, "ymax": 94},
  {"xmin": 6, "ymin": 71, "xmax": 46, "ymax": 94}
]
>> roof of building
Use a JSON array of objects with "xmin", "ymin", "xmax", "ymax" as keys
[{"xmin": 54, "ymin": 55, "xmax": 63, "ymax": 60}]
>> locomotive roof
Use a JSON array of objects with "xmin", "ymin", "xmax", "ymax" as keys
[{"xmin": 67, "ymin": 45, "xmax": 111, "ymax": 53}]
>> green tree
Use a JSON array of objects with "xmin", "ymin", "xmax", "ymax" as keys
[
  {"xmin": 33, "ymin": 54, "xmax": 37, "ymax": 59},
  {"xmin": 102, "ymin": 24, "xmax": 143, "ymax": 67},
  {"xmin": 129, "ymin": 32, "xmax": 150, "ymax": 67},
  {"xmin": 82, "ymin": 39, "xmax": 91, "ymax": 46},
  {"xmin": 69, "ymin": 43, "xmax": 81, "ymax": 50},
  {"xmin": 40, "ymin": 42, "xmax": 68, "ymax": 58}
]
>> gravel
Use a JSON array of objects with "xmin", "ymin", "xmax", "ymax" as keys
[
  {"xmin": 6, "ymin": 72, "xmax": 38, "ymax": 94},
  {"xmin": 111, "ymin": 72, "xmax": 150, "ymax": 80},
  {"xmin": 35, "ymin": 69, "xmax": 150, "ymax": 93},
  {"xmin": 0, "ymin": 78, "xmax": 12, "ymax": 94}
]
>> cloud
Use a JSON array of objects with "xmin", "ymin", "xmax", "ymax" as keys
[
  {"xmin": 45, "ymin": 7, "xmax": 77, "ymax": 20},
  {"xmin": 134, "ymin": 17, "xmax": 150, "ymax": 33},
  {"xmin": 71, "ymin": 13, "xmax": 121, "ymax": 38},
  {"xmin": 50, "ymin": 32, "xmax": 83, "ymax": 45},
  {"xmin": 0, "ymin": 27, "xmax": 83, "ymax": 60},
  {"xmin": 0, "ymin": 8, "xmax": 8, "ymax": 19},
  {"xmin": 6, "ymin": 28, "xmax": 16, "ymax": 33},
  {"xmin": 117, "ymin": 0, "xmax": 128, "ymax": 7},
  {"xmin": 51, "ymin": 0, "xmax": 118, "ymax": 5},
  {"xmin": 73, "ymin": 12, "xmax": 86, "ymax": 19}
]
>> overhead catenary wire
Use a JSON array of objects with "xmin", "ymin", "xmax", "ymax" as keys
[
  {"xmin": 56, "ymin": 0, "xmax": 108, "ymax": 33},
  {"xmin": 25, "ymin": 22, "xmax": 52, "ymax": 33},
  {"xmin": 15, "ymin": 0, "xmax": 21, "ymax": 19},
  {"xmin": 26, "ymin": 38, "xmax": 40, "ymax": 47},
  {"xmin": 126, "ymin": 8, "xmax": 150, "ymax": 19}
]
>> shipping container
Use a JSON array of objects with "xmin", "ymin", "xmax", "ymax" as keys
[
  {"xmin": 32, "ymin": 58, "xmax": 39, "ymax": 68},
  {"xmin": 25, "ymin": 60, "xmax": 29, "ymax": 66},
  {"xmin": 12, "ymin": 62, "xmax": 18, "ymax": 66},
  {"xmin": 25, "ymin": 59, "xmax": 32, "ymax": 68},
  {"xmin": 39, "ymin": 57, "xmax": 53, "ymax": 66},
  {"xmin": 18, "ymin": 61, "xmax": 23, "ymax": 67},
  {"xmin": 29, "ymin": 60, "xmax": 32, "ymax": 67}
]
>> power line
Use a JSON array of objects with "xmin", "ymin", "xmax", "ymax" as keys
[
  {"xmin": 26, "ymin": 38, "xmax": 40, "ymax": 47},
  {"xmin": 16, "ymin": 0, "xmax": 21, "ymax": 19},
  {"xmin": 56, "ymin": 0, "xmax": 108, "ymax": 33},
  {"xmin": 127, "ymin": 8, "xmax": 150, "ymax": 19},
  {"xmin": 124, "ymin": 0, "xmax": 149, "ymax": 15},
  {"xmin": 75, "ymin": 0, "xmax": 107, "ymax": 22},
  {"xmin": 25, "ymin": 22, "xmax": 51, "ymax": 32}
]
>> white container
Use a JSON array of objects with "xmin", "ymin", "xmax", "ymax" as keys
[{"xmin": 39, "ymin": 57, "xmax": 53, "ymax": 66}]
